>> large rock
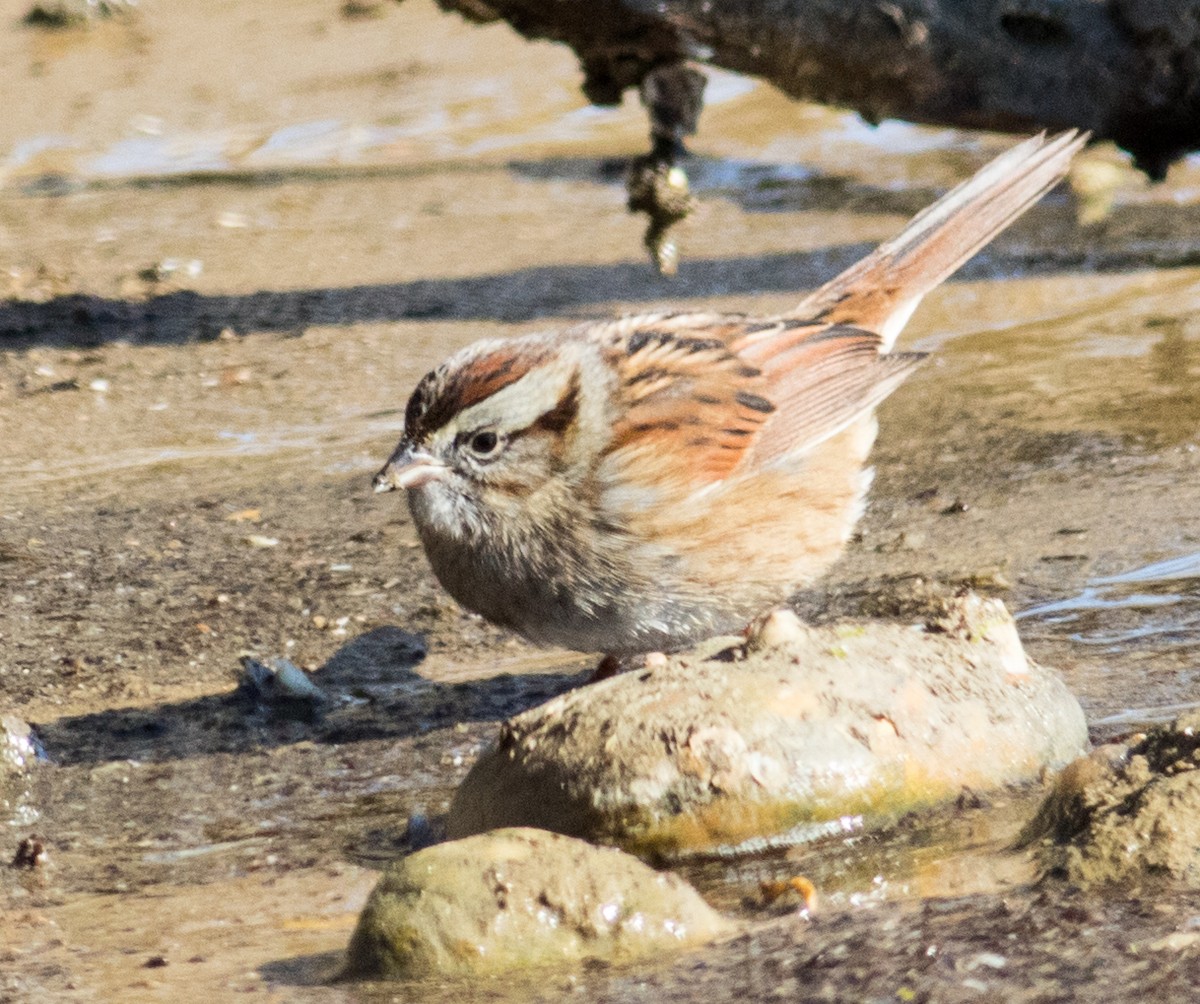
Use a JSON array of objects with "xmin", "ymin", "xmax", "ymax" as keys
[
  {"xmin": 343, "ymin": 827, "xmax": 729, "ymax": 979},
  {"xmin": 448, "ymin": 596, "xmax": 1087, "ymax": 856},
  {"xmin": 1021, "ymin": 713, "xmax": 1200, "ymax": 888}
]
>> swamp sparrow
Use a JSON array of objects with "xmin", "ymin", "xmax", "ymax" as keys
[{"xmin": 375, "ymin": 131, "xmax": 1085, "ymax": 655}]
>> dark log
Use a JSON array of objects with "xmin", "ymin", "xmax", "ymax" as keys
[{"xmin": 430, "ymin": 0, "xmax": 1200, "ymax": 181}]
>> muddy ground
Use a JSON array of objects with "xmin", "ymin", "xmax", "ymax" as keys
[{"xmin": 3, "ymin": 0, "xmax": 1200, "ymax": 1000}]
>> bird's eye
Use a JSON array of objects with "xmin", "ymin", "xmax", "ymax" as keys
[{"xmin": 467, "ymin": 430, "xmax": 501, "ymax": 457}]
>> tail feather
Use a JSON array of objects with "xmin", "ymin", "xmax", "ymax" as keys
[{"xmin": 791, "ymin": 130, "xmax": 1087, "ymax": 350}]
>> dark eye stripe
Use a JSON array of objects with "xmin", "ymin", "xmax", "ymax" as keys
[
  {"xmin": 532, "ymin": 373, "xmax": 580, "ymax": 436},
  {"xmin": 500, "ymin": 371, "xmax": 580, "ymax": 447}
]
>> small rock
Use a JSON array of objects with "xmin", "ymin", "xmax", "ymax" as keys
[
  {"xmin": 224, "ymin": 508, "xmax": 261, "ymax": 523},
  {"xmin": 745, "ymin": 609, "xmax": 805, "ymax": 651},
  {"xmin": 448, "ymin": 595, "xmax": 1085, "ymax": 856},
  {"xmin": 10, "ymin": 835, "xmax": 47, "ymax": 869},
  {"xmin": 931, "ymin": 592, "xmax": 1029, "ymax": 678},
  {"xmin": 961, "ymin": 951, "xmax": 1007, "ymax": 971},
  {"xmin": 343, "ymin": 828, "xmax": 729, "ymax": 979},
  {"xmin": 219, "ymin": 366, "xmax": 252, "ymax": 387}
]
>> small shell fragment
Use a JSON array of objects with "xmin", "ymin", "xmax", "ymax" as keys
[{"xmin": 240, "ymin": 656, "xmax": 327, "ymax": 712}]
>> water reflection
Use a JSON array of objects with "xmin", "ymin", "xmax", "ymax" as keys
[
  {"xmin": 1020, "ymin": 552, "xmax": 1200, "ymax": 727},
  {"xmin": 1020, "ymin": 552, "xmax": 1200, "ymax": 628}
]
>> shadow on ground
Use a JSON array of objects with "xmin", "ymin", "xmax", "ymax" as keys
[
  {"xmin": 3, "ymin": 159, "xmax": 1197, "ymax": 349},
  {"xmin": 34, "ymin": 627, "xmax": 590, "ymax": 766}
]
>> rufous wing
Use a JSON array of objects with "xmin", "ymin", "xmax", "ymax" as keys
[
  {"xmin": 596, "ymin": 315, "xmax": 922, "ymax": 493},
  {"xmin": 733, "ymin": 321, "xmax": 924, "ymax": 469}
]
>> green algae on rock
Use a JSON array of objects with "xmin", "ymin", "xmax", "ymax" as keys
[
  {"xmin": 447, "ymin": 595, "xmax": 1087, "ymax": 857},
  {"xmin": 1021, "ymin": 712, "xmax": 1200, "ymax": 888},
  {"xmin": 343, "ymin": 827, "xmax": 730, "ymax": 979}
]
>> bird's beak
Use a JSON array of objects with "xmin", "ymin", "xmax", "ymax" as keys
[{"xmin": 373, "ymin": 446, "xmax": 447, "ymax": 493}]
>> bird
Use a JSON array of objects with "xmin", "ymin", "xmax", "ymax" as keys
[{"xmin": 374, "ymin": 130, "xmax": 1086, "ymax": 658}]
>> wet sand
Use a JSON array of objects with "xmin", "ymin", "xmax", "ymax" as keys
[{"xmin": 4, "ymin": 0, "xmax": 1200, "ymax": 999}]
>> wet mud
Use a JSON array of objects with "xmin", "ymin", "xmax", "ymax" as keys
[
  {"xmin": 4, "ymin": 0, "xmax": 1200, "ymax": 1000},
  {"xmin": 1023, "ymin": 713, "xmax": 1200, "ymax": 889}
]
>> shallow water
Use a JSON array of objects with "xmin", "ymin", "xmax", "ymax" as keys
[{"xmin": 3, "ymin": 0, "xmax": 1200, "ymax": 1000}]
